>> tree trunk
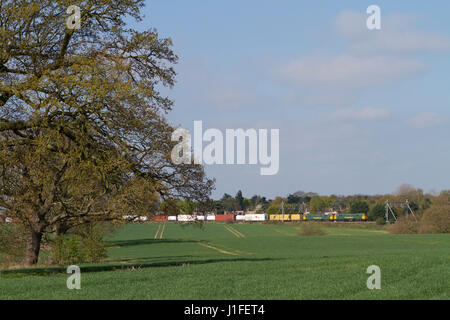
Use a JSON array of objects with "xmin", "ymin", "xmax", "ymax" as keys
[{"xmin": 23, "ymin": 230, "xmax": 43, "ymax": 266}]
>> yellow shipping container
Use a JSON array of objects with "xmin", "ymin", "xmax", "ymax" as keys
[{"xmin": 269, "ymin": 214, "xmax": 291, "ymax": 221}]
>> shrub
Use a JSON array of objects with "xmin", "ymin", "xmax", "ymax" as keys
[
  {"xmin": 81, "ymin": 229, "xmax": 108, "ymax": 263},
  {"xmin": 389, "ymin": 205, "xmax": 449, "ymax": 235},
  {"xmin": 376, "ymin": 217, "xmax": 386, "ymax": 225},
  {"xmin": 52, "ymin": 235, "xmax": 85, "ymax": 265},
  {"xmin": 299, "ymin": 223, "xmax": 325, "ymax": 236},
  {"xmin": 369, "ymin": 203, "xmax": 386, "ymax": 221},
  {"xmin": 0, "ymin": 224, "xmax": 27, "ymax": 268},
  {"xmin": 51, "ymin": 223, "xmax": 109, "ymax": 265},
  {"xmin": 419, "ymin": 205, "xmax": 450, "ymax": 234},
  {"xmin": 389, "ymin": 216, "xmax": 420, "ymax": 234}
]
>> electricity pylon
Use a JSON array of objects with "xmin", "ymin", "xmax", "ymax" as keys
[{"xmin": 385, "ymin": 199, "xmax": 417, "ymax": 223}]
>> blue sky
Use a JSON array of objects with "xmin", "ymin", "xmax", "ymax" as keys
[{"xmin": 131, "ymin": 1, "xmax": 450, "ymax": 199}]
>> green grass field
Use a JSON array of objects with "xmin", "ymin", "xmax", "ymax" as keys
[{"xmin": 1, "ymin": 222, "xmax": 449, "ymax": 299}]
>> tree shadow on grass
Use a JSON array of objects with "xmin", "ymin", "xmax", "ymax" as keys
[
  {"xmin": 105, "ymin": 255, "xmax": 197, "ymax": 264},
  {"xmin": 0, "ymin": 257, "xmax": 281, "ymax": 278}
]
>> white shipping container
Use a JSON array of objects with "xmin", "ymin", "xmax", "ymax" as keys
[
  {"xmin": 168, "ymin": 216, "xmax": 177, "ymax": 221},
  {"xmin": 123, "ymin": 215, "xmax": 139, "ymax": 221},
  {"xmin": 206, "ymin": 215, "xmax": 216, "ymax": 221},
  {"xmin": 177, "ymin": 215, "xmax": 196, "ymax": 222},
  {"xmin": 245, "ymin": 214, "xmax": 267, "ymax": 221}
]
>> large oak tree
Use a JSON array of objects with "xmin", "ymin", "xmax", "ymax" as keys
[{"xmin": 0, "ymin": 0, "xmax": 214, "ymax": 265}]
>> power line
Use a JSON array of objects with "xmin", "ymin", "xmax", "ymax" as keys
[{"xmin": 385, "ymin": 199, "xmax": 417, "ymax": 223}]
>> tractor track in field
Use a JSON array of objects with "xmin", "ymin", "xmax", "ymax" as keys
[
  {"xmin": 224, "ymin": 225, "xmax": 245, "ymax": 238},
  {"xmin": 154, "ymin": 223, "xmax": 166, "ymax": 239},
  {"xmin": 197, "ymin": 242, "xmax": 239, "ymax": 256},
  {"xmin": 159, "ymin": 224, "xmax": 166, "ymax": 239}
]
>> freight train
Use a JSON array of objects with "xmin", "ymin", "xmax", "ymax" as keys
[
  {"xmin": 136, "ymin": 213, "xmax": 367, "ymax": 222},
  {"xmin": 269, "ymin": 213, "xmax": 367, "ymax": 222}
]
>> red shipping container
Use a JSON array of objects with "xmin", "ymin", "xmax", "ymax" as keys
[
  {"xmin": 215, "ymin": 214, "xmax": 235, "ymax": 222},
  {"xmin": 151, "ymin": 216, "xmax": 168, "ymax": 222}
]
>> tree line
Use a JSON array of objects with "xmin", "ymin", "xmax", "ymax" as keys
[{"xmin": 160, "ymin": 185, "xmax": 449, "ymax": 224}]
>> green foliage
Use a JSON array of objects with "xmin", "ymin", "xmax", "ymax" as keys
[
  {"xmin": 52, "ymin": 234, "xmax": 107, "ymax": 265},
  {"xmin": 220, "ymin": 194, "xmax": 238, "ymax": 212},
  {"xmin": 376, "ymin": 217, "xmax": 386, "ymax": 225},
  {"xmin": 270, "ymin": 197, "xmax": 288, "ymax": 206},
  {"xmin": 176, "ymin": 200, "xmax": 197, "ymax": 215},
  {"xmin": 369, "ymin": 203, "xmax": 386, "ymax": 221},
  {"xmin": 53, "ymin": 236, "xmax": 85, "ymax": 265},
  {"xmin": 266, "ymin": 205, "xmax": 281, "ymax": 215},
  {"xmin": 350, "ymin": 200, "xmax": 369, "ymax": 214},
  {"xmin": 0, "ymin": 224, "xmax": 27, "ymax": 267},
  {"xmin": 266, "ymin": 204, "xmax": 300, "ymax": 215},
  {"xmin": 160, "ymin": 199, "xmax": 181, "ymax": 216},
  {"xmin": 0, "ymin": 0, "xmax": 214, "ymax": 266},
  {"xmin": 310, "ymin": 196, "xmax": 327, "ymax": 213},
  {"xmin": 243, "ymin": 198, "xmax": 252, "ymax": 211},
  {"xmin": 235, "ymin": 190, "xmax": 244, "ymax": 210},
  {"xmin": 51, "ymin": 223, "xmax": 110, "ymax": 265}
]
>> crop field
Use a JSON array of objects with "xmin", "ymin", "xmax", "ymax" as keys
[{"xmin": 0, "ymin": 222, "xmax": 449, "ymax": 300}]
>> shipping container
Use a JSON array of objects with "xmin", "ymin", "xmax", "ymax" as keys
[
  {"xmin": 215, "ymin": 214, "xmax": 235, "ymax": 222},
  {"xmin": 177, "ymin": 215, "xmax": 196, "ymax": 222},
  {"xmin": 245, "ymin": 214, "xmax": 267, "ymax": 221},
  {"xmin": 151, "ymin": 216, "xmax": 168, "ymax": 222},
  {"xmin": 269, "ymin": 214, "xmax": 291, "ymax": 221},
  {"xmin": 123, "ymin": 215, "xmax": 139, "ymax": 221}
]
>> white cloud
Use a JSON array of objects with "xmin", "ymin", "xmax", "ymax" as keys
[
  {"xmin": 284, "ymin": 91, "xmax": 356, "ymax": 108},
  {"xmin": 325, "ymin": 107, "xmax": 391, "ymax": 121},
  {"xmin": 336, "ymin": 11, "xmax": 450, "ymax": 53},
  {"xmin": 276, "ymin": 55, "xmax": 426, "ymax": 88},
  {"xmin": 407, "ymin": 112, "xmax": 450, "ymax": 128}
]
